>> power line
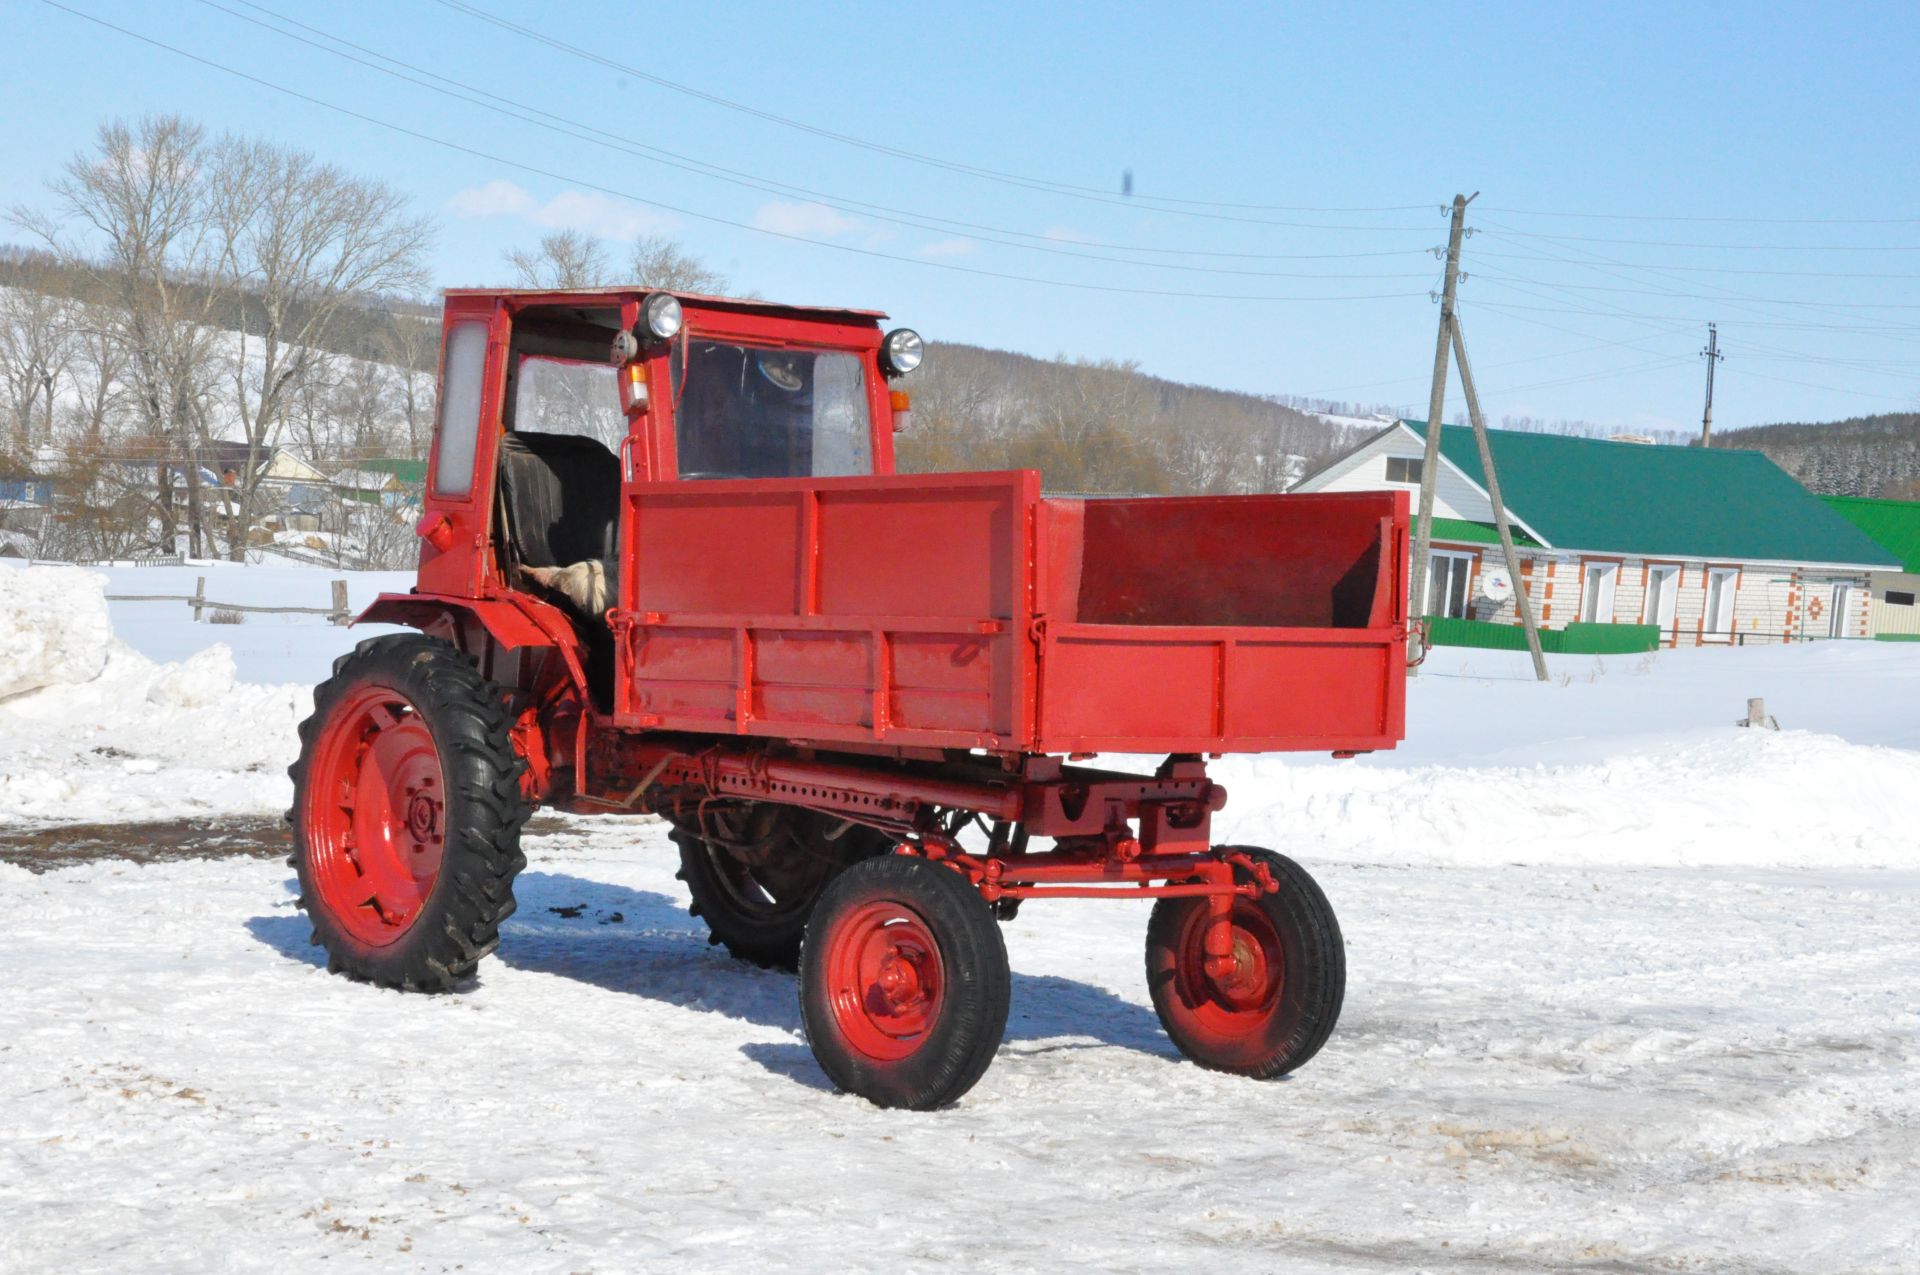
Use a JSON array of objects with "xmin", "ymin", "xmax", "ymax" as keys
[
  {"xmin": 38, "ymin": 2, "xmax": 1430, "ymax": 306},
  {"xmin": 1469, "ymin": 225, "xmax": 1920, "ymax": 345},
  {"xmin": 1476, "ymin": 249, "xmax": 1920, "ymax": 281},
  {"xmin": 1481, "ymin": 206, "xmax": 1920, "ymax": 226},
  {"xmin": 192, "ymin": 0, "xmax": 1437, "ymax": 279},
  {"xmin": 1491, "ymin": 227, "xmax": 1920, "ymax": 253},
  {"xmin": 422, "ymin": 0, "xmax": 1437, "ymax": 228},
  {"xmin": 1470, "ymin": 274, "xmax": 1920, "ymax": 309}
]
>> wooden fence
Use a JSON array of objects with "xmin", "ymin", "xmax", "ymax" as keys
[{"xmin": 104, "ymin": 575, "xmax": 352, "ymax": 625}]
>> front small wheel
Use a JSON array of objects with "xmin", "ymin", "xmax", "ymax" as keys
[
  {"xmin": 1145, "ymin": 848, "xmax": 1345, "ymax": 1078},
  {"xmin": 799, "ymin": 856, "xmax": 1009, "ymax": 1110}
]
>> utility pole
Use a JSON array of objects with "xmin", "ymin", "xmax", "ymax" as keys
[
  {"xmin": 1699, "ymin": 322, "xmax": 1723, "ymax": 447},
  {"xmin": 1408, "ymin": 192, "xmax": 1475, "ymax": 673},
  {"xmin": 1452, "ymin": 318, "xmax": 1548, "ymax": 681}
]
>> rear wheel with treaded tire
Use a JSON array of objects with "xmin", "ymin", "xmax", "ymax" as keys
[
  {"xmin": 1145, "ymin": 848, "xmax": 1344, "ymax": 1078},
  {"xmin": 672, "ymin": 807, "xmax": 890, "ymax": 970},
  {"xmin": 799, "ymin": 855, "xmax": 1010, "ymax": 1110},
  {"xmin": 289, "ymin": 634, "xmax": 531, "ymax": 991}
]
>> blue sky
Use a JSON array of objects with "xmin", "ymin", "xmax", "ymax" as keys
[{"xmin": 6, "ymin": 0, "xmax": 1920, "ymax": 433}]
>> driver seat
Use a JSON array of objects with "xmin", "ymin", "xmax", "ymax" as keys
[{"xmin": 496, "ymin": 430, "xmax": 621, "ymax": 704}]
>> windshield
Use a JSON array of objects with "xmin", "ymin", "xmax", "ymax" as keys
[{"xmin": 672, "ymin": 341, "xmax": 872, "ymax": 479}]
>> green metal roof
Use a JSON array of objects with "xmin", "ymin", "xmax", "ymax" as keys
[
  {"xmin": 1416, "ymin": 516, "xmax": 1543, "ymax": 548},
  {"xmin": 364, "ymin": 458, "xmax": 427, "ymax": 485},
  {"xmin": 1402, "ymin": 421, "xmax": 1899, "ymax": 567},
  {"xmin": 1820, "ymin": 495, "xmax": 1920, "ymax": 573}
]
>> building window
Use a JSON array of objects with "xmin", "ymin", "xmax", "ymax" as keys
[
  {"xmin": 1828, "ymin": 584, "xmax": 1856, "ymax": 639},
  {"xmin": 1704, "ymin": 567, "xmax": 1738, "ymax": 637},
  {"xmin": 1887, "ymin": 590, "xmax": 1916, "ymax": 607},
  {"xmin": 1385, "ymin": 456, "xmax": 1422, "ymax": 484},
  {"xmin": 1424, "ymin": 551, "xmax": 1475, "ymax": 619},
  {"xmin": 1580, "ymin": 561, "xmax": 1618, "ymax": 624},
  {"xmin": 1644, "ymin": 564, "xmax": 1680, "ymax": 633}
]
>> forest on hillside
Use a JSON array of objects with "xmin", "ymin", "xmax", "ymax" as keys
[{"xmin": 1715, "ymin": 412, "xmax": 1920, "ymax": 499}]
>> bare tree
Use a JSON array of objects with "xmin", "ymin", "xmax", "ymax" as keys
[
  {"xmin": 377, "ymin": 313, "xmax": 439, "ymax": 458},
  {"xmin": 212, "ymin": 136, "xmax": 433, "ymax": 558},
  {"xmin": 12, "ymin": 115, "xmax": 230, "ymax": 556},
  {"xmin": 629, "ymin": 234, "xmax": 728, "ymax": 293},
  {"xmin": 504, "ymin": 229, "xmax": 611, "ymax": 288},
  {"xmin": 0, "ymin": 259, "xmax": 75, "ymax": 454}
]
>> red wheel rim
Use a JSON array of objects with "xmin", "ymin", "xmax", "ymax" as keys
[
  {"xmin": 1169, "ymin": 900, "xmax": 1285, "ymax": 1040},
  {"xmin": 824, "ymin": 901, "xmax": 946, "ymax": 1062},
  {"xmin": 303, "ymin": 683, "xmax": 447, "ymax": 947}
]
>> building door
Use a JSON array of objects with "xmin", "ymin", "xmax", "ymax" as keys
[
  {"xmin": 1828, "ymin": 584, "xmax": 1855, "ymax": 639},
  {"xmin": 1425, "ymin": 551, "xmax": 1475, "ymax": 619},
  {"xmin": 1580, "ymin": 562, "xmax": 1618, "ymax": 623},
  {"xmin": 1704, "ymin": 568, "xmax": 1738, "ymax": 640},
  {"xmin": 1644, "ymin": 565, "xmax": 1679, "ymax": 639}
]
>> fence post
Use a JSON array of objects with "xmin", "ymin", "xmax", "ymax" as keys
[
  {"xmin": 191, "ymin": 576, "xmax": 206, "ymax": 623},
  {"xmin": 330, "ymin": 579, "xmax": 350, "ymax": 626}
]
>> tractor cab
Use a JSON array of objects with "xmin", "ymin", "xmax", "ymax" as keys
[{"xmin": 409, "ymin": 288, "xmax": 922, "ymax": 704}]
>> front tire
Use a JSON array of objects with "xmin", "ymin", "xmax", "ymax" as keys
[
  {"xmin": 799, "ymin": 855, "xmax": 1010, "ymax": 1110},
  {"xmin": 1145, "ymin": 848, "xmax": 1344, "ymax": 1078},
  {"xmin": 289, "ymin": 635, "xmax": 531, "ymax": 991}
]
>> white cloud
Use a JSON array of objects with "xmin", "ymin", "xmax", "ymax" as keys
[
  {"xmin": 752, "ymin": 200, "xmax": 863, "ymax": 239},
  {"xmin": 918, "ymin": 237, "xmax": 978, "ymax": 258},
  {"xmin": 1044, "ymin": 225, "xmax": 1093, "ymax": 244},
  {"xmin": 444, "ymin": 180, "xmax": 677, "ymax": 241},
  {"xmin": 445, "ymin": 179, "xmax": 535, "ymax": 219}
]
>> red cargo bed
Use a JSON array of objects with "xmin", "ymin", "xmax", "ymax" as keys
[{"xmin": 611, "ymin": 472, "xmax": 1407, "ymax": 756}]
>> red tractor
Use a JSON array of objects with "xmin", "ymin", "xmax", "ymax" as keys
[{"xmin": 291, "ymin": 287, "xmax": 1409, "ymax": 1109}]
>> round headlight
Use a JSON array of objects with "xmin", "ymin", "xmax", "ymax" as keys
[
  {"xmin": 881, "ymin": 327, "xmax": 923, "ymax": 377},
  {"xmin": 641, "ymin": 292, "xmax": 683, "ymax": 341}
]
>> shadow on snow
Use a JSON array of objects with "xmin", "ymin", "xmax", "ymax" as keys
[{"xmin": 245, "ymin": 868, "xmax": 1177, "ymax": 1089}]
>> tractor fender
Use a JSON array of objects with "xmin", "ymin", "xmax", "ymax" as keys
[{"xmin": 355, "ymin": 591, "xmax": 591, "ymax": 693}]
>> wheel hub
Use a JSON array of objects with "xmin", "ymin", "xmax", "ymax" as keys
[
  {"xmin": 304, "ymin": 685, "xmax": 447, "ymax": 947},
  {"xmin": 827, "ymin": 901, "xmax": 946, "ymax": 1061},
  {"xmin": 405, "ymin": 785, "xmax": 441, "ymax": 845}
]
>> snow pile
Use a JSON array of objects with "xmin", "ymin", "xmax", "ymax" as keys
[
  {"xmin": 0, "ymin": 564, "xmax": 111, "ymax": 699},
  {"xmin": 0, "ymin": 567, "xmax": 307, "ymax": 825},
  {"xmin": 146, "ymin": 645, "xmax": 238, "ymax": 709},
  {"xmin": 1219, "ymin": 727, "xmax": 1920, "ymax": 869}
]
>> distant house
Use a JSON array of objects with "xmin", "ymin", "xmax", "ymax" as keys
[
  {"xmin": 330, "ymin": 467, "xmax": 405, "ymax": 507},
  {"xmin": 1820, "ymin": 496, "xmax": 1920, "ymax": 638},
  {"xmin": 199, "ymin": 441, "xmax": 332, "ymax": 492},
  {"xmin": 0, "ymin": 475, "xmax": 53, "ymax": 548},
  {"xmin": 1291, "ymin": 421, "xmax": 1900, "ymax": 647},
  {"xmin": 363, "ymin": 457, "xmax": 427, "ymax": 488}
]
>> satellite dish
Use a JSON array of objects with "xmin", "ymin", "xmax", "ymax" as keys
[{"xmin": 1481, "ymin": 568, "xmax": 1515, "ymax": 603}]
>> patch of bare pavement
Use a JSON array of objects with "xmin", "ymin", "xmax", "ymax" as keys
[{"xmin": 0, "ymin": 813, "xmax": 579, "ymax": 873}]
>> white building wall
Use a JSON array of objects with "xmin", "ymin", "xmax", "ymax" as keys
[
  {"xmin": 1302, "ymin": 426, "xmax": 1496, "ymax": 523},
  {"xmin": 1865, "ymin": 570, "xmax": 1920, "ymax": 636},
  {"xmin": 1435, "ymin": 547, "xmax": 1874, "ymax": 647}
]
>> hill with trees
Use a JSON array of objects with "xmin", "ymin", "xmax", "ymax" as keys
[{"xmin": 1714, "ymin": 413, "xmax": 1920, "ymax": 499}]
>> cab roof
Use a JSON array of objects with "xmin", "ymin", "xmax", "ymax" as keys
[{"xmin": 441, "ymin": 286, "xmax": 888, "ymax": 323}]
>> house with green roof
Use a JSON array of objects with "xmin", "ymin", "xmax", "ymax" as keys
[
  {"xmin": 1820, "ymin": 495, "xmax": 1920, "ymax": 637},
  {"xmin": 1292, "ymin": 421, "xmax": 1900, "ymax": 647}
]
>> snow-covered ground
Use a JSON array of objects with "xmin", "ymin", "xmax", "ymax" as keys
[{"xmin": 3, "ymin": 561, "xmax": 1918, "ymax": 1271}]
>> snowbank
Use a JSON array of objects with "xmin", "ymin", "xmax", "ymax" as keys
[
  {"xmin": 0, "ymin": 565, "xmax": 307, "ymax": 826},
  {"xmin": 0, "ymin": 564, "xmax": 111, "ymax": 699},
  {"xmin": 1216, "ymin": 728, "xmax": 1920, "ymax": 869}
]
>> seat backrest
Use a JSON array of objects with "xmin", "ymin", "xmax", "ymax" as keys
[{"xmin": 497, "ymin": 431, "xmax": 620, "ymax": 570}]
